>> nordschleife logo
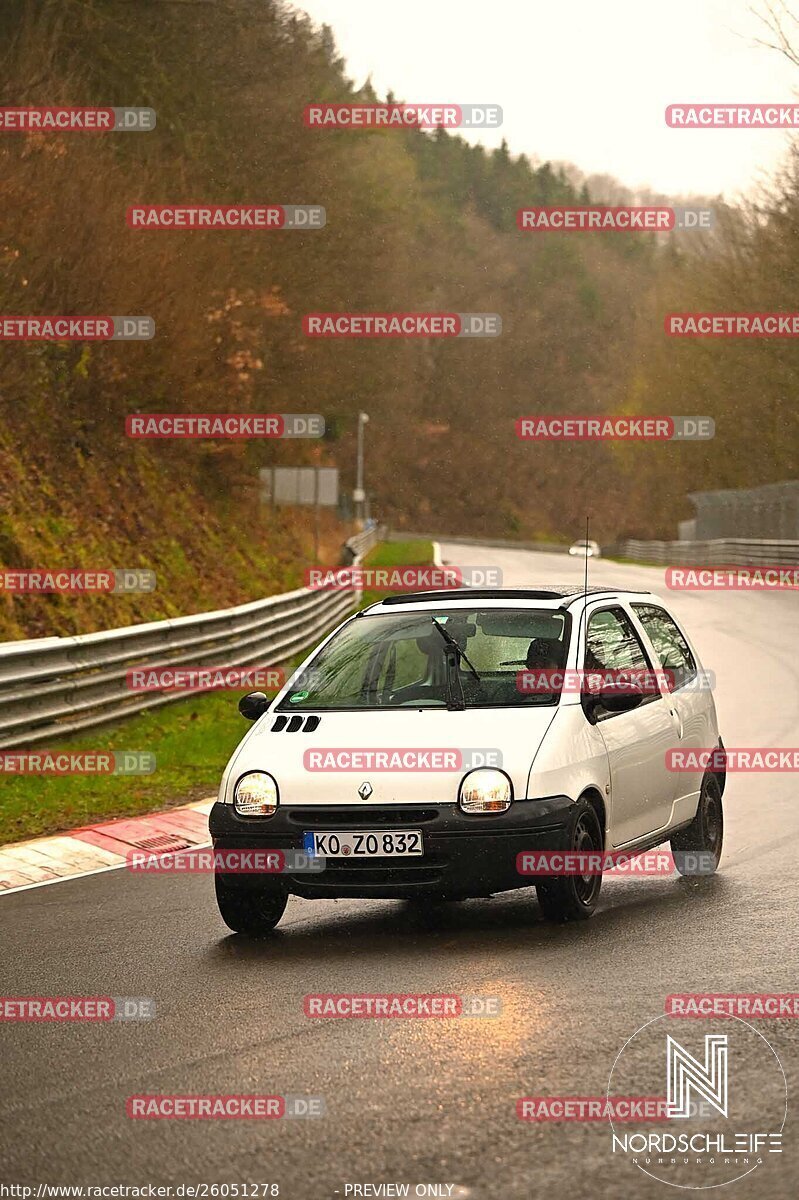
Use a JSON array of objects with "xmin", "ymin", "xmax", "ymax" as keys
[{"xmin": 607, "ymin": 1014, "xmax": 786, "ymax": 1189}]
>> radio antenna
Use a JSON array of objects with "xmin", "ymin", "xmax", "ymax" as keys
[{"xmin": 575, "ymin": 516, "xmax": 591, "ymax": 676}]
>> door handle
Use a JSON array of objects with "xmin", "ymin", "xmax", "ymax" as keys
[{"xmin": 669, "ymin": 707, "xmax": 684, "ymax": 738}]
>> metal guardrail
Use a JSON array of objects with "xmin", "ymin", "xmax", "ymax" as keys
[
  {"xmin": 387, "ymin": 531, "xmax": 570, "ymax": 554},
  {"xmin": 0, "ymin": 526, "xmax": 383, "ymax": 750},
  {"xmin": 614, "ymin": 538, "xmax": 799, "ymax": 566},
  {"xmin": 387, "ymin": 529, "xmax": 799, "ymax": 568},
  {"xmin": 341, "ymin": 524, "xmax": 386, "ymax": 563}
]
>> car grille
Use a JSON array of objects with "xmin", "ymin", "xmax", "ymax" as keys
[{"xmin": 285, "ymin": 807, "xmax": 440, "ymax": 827}]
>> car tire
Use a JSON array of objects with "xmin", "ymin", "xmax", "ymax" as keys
[
  {"xmin": 215, "ymin": 877, "xmax": 287, "ymax": 935},
  {"xmin": 535, "ymin": 798, "xmax": 603, "ymax": 922},
  {"xmin": 670, "ymin": 773, "xmax": 723, "ymax": 876}
]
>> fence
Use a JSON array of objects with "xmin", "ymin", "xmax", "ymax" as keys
[
  {"xmin": 0, "ymin": 526, "xmax": 383, "ymax": 751},
  {"xmin": 393, "ymin": 529, "xmax": 799, "ymax": 567},
  {"xmin": 614, "ymin": 538, "xmax": 799, "ymax": 566},
  {"xmin": 687, "ymin": 481, "xmax": 799, "ymax": 541}
]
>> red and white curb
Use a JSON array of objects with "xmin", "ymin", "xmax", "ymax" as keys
[{"xmin": 0, "ymin": 798, "xmax": 213, "ymax": 895}]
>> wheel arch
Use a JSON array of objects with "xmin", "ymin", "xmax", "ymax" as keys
[
  {"xmin": 579, "ymin": 787, "xmax": 607, "ymax": 849},
  {"xmin": 713, "ymin": 737, "xmax": 727, "ymax": 797}
]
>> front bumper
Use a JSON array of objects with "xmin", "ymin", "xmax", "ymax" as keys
[{"xmin": 209, "ymin": 796, "xmax": 577, "ymax": 899}]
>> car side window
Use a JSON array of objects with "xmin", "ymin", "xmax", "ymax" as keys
[
  {"xmin": 632, "ymin": 604, "xmax": 697, "ymax": 690},
  {"xmin": 584, "ymin": 606, "xmax": 659, "ymax": 714}
]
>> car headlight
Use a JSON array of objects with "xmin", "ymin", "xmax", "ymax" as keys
[
  {"xmin": 234, "ymin": 771, "xmax": 278, "ymax": 817},
  {"xmin": 458, "ymin": 768, "xmax": 513, "ymax": 814}
]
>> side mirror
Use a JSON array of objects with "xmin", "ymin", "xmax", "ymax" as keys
[
  {"xmin": 238, "ymin": 691, "xmax": 270, "ymax": 721},
  {"xmin": 599, "ymin": 683, "xmax": 644, "ymax": 713},
  {"xmin": 582, "ymin": 677, "xmax": 644, "ymax": 718}
]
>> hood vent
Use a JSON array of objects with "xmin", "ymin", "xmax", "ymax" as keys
[{"xmin": 270, "ymin": 714, "xmax": 321, "ymax": 733}]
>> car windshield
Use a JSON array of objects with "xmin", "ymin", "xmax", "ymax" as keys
[{"xmin": 278, "ymin": 607, "xmax": 571, "ymax": 710}]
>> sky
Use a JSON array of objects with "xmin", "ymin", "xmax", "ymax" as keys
[{"xmin": 290, "ymin": 0, "xmax": 799, "ymax": 201}]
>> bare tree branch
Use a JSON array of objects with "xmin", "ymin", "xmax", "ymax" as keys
[{"xmin": 749, "ymin": 1, "xmax": 799, "ymax": 68}]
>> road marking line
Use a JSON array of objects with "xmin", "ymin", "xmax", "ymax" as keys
[
  {"xmin": 0, "ymin": 796, "xmax": 216, "ymax": 896},
  {"xmin": 0, "ymin": 842, "xmax": 213, "ymax": 896}
]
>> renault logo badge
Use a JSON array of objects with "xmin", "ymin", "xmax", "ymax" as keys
[{"xmin": 358, "ymin": 781, "xmax": 373, "ymax": 800}]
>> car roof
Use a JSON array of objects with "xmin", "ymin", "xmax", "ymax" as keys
[{"xmin": 365, "ymin": 586, "xmax": 654, "ymax": 612}]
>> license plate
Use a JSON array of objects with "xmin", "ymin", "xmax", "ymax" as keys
[{"xmin": 303, "ymin": 829, "xmax": 423, "ymax": 858}]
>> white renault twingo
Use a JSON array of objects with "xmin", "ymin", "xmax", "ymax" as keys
[{"xmin": 211, "ymin": 586, "xmax": 725, "ymax": 933}]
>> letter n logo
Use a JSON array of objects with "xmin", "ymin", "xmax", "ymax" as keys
[{"xmin": 666, "ymin": 1034, "xmax": 728, "ymax": 1118}]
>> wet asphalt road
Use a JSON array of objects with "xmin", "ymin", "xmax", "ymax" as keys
[{"xmin": 1, "ymin": 544, "xmax": 797, "ymax": 1199}]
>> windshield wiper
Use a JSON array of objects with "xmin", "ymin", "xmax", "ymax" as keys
[
  {"xmin": 430, "ymin": 618, "xmax": 481, "ymax": 681},
  {"xmin": 430, "ymin": 619, "xmax": 481, "ymax": 712},
  {"xmin": 431, "ymin": 622, "xmax": 465, "ymax": 710}
]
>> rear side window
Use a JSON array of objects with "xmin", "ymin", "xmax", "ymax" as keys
[{"xmin": 632, "ymin": 604, "xmax": 697, "ymax": 690}]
